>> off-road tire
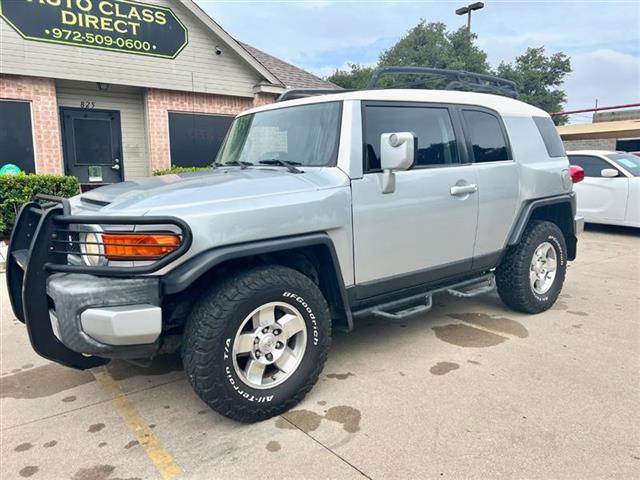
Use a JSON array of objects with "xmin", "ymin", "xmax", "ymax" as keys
[
  {"xmin": 496, "ymin": 220, "xmax": 567, "ymax": 314},
  {"xmin": 182, "ymin": 265, "xmax": 331, "ymax": 423}
]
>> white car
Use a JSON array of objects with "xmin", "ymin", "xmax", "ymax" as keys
[{"xmin": 567, "ymin": 150, "xmax": 640, "ymax": 227}]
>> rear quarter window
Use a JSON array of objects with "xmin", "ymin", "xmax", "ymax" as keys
[
  {"xmin": 533, "ymin": 116, "xmax": 566, "ymax": 158},
  {"xmin": 461, "ymin": 109, "xmax": 511, "ymax": 162}
]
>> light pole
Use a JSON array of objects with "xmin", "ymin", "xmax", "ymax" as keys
[{"xmin": 456, "ymin": 2, "xmax": 485, "ymax": 32}]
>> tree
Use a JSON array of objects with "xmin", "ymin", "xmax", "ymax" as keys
[
  {"xmin": 326, "ymin": 63, "xmax": 374, "ymax": 90},
  {"xmin": 326, "ymin": 21, "xmax": 571, "ymax": 120},
  {"xmin": 327, "ymin": 21, "xmax": 489, "ymax": 88},
  {"xmin": 379, "ymin": 21, "xmax": 489, "ymax": 73},
  {"xmin": 496, "ymin": 47, "xmax": 572, "ymax": 125}
]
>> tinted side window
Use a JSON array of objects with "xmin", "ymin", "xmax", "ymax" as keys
[
  {"xmin": 568, "ymin": 155, "xmax": 614, "ymax": 177},
  {"xmin": 462, "ymin": 110, "xmax": 510, "ymax": 162},
  {"xmin": 533, "ymin": 116, "xmax": 566, "ymax": 157},
  {"xmin": 364, "ymin": 105, "xmax": 459, "ymax": 171}
]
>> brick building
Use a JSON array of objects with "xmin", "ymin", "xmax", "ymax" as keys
[{"xmin": 0, "ymin": 0, "xmax": 337, "ymax": 189}]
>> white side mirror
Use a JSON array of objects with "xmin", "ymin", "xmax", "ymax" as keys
[
  {"xmin": 601, "ymin": 168, "xmax": 619, "ymax": 178},
  {"xmin": 380, "ymin": 132, "xmax": 416, "ymax": 171},
  {"xmin": 379, "ymin": 132, "xmax": 416, "ymax": 194}
]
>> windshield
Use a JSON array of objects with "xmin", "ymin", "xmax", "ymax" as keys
[
  {"xmin": 216, "ymin": 101, "xmax": 342, "ymax": 168},
  {"xmin": 606, "ymin": 153, "xmax": 640, "ymax": 176}
]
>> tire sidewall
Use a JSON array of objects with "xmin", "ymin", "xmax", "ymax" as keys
[
  {"xmin": 526, "ymin": 227, "xmax": 566, "ymax": 306},
  {"xmin": 216, "ymin": 282, "xmax": 329, "ymax": 407}
]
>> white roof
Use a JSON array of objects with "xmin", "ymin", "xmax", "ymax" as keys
[{"xmin": 241, "ymin": 89, "xmax": 548, "ymax": 118}]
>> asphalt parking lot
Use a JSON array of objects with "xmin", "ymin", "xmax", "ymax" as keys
[{"xmin": 1, "ymin": 226, "xmax": 639, "ymax": 480}]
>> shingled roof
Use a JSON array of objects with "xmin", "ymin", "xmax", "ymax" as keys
[{"xmin": 240, "ymin": 42, "xmax": 341, "ymax": 90}]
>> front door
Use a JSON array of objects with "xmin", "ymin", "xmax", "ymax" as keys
[
  {"xmin": 351, "ymin": 102, "xmax": 479, "ymax": 297},
  {"xmin": 61, "ymin": 108, "xmax": 123, "ymax": 190}
]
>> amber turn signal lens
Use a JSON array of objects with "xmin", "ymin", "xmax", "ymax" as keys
[{"xmin": 102, "ymin": 234, "xmax": 180, "ymax": 260}]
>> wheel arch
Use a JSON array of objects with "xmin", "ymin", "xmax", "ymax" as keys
[
  {"xmin": 162, "ymin": 233, "xmax": 353, "ymax": 332},
  {"xmin": 507, "ymin": 193, "xmax": 578, "ymax": 261}
]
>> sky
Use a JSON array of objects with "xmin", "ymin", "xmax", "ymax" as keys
[{"xmin": 197, "ymin": 0, "xmax": 640, "ymax": 123}]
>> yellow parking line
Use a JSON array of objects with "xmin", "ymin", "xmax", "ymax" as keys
[{"xmin": 92, "ymin": 367, "xmax": 183, "ymax": 480}]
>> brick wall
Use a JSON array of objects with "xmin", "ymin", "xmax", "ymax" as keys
[
  {"xmin": 0, "ymin": 74, "xmax": 63, "ymax": 174},
  {"xmin": 563, "ymin": 138, "xmax": 617, "ymax": 151},
  {"xmin": 145, "ymin": 89, "xmax": 278, "ymax": 172},
  {"xmin": 253, "ymin": 92, "xmax": 278, "ymax": 107}
]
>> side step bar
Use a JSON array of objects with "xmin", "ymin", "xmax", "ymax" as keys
[
  {"xmin": 446, "ymin": 274, "xmax": 495, "ymax": 298},
  {"xmin": 353, "ymin": 274, "xmax": 495, "ymax": 322}
]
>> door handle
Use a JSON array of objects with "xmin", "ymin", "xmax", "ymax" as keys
[
  {"xmin": 450, "ymin": 184, "xmax": 478, "ymax": 196},
  {"xmin": 111, "ymin": 164, "xmax": 120, "ymax": 170}
]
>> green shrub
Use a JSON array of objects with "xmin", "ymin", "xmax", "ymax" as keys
[
  {"xmin": 0, "ymin": 173, "xmax": 80, "ymax": 237},
  {"xmin": 153, "ymin": 165, "xmax": 211, "ymax": 176}
]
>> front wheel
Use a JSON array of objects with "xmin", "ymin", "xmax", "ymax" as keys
[
  {"xmin": 496, "ymin": 220, "xmax": 567, "ymax": 314},
  {"xmin": 182, "ymin": 265, "xmax": 331, "ymax": 422}
]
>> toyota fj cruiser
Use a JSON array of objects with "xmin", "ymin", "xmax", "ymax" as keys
[{"xmin": 6, "ymin": 68, "xmax": 584, "ymax": 422}]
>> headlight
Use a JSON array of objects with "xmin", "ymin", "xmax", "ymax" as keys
[{"xmin": 80, "ymin": 230, "xmax": 105, "ymax": 266}]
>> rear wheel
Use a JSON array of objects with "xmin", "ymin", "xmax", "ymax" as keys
[
  {"xmin": 496, "ymin": 220, "xmax": 567, "ymax": 313},
  {"xmin": 182, "ymin": 265, "xmax": 331, "ymax": 422}
]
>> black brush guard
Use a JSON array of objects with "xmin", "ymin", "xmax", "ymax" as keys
[{"xmin": 6, "ymin": 195, "xmax": 192, "ymax": 369}]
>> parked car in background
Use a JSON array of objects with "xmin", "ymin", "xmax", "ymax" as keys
[{"xmin": 568, "ymin": 150, "xmax": 640, "ymax": 228}]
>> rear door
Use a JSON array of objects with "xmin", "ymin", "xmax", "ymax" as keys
[
  {"xmin": 460, "ymin": 108, "xmax": 518, "ymax": 269},
  {"xmin": 351, "ymin": 102, "xmax": 478, "ymax": 295},
  {"xmin": 568, "ymin": 154, "xmax": 628, "ymax": 222}
]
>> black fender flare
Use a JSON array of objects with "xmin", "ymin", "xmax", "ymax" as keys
[
  {"xmin": 161, "ymin": 233, "xmax": 353, "ymax": 332},
  {"xmin": 507, "ymin": 193, "xmax": 578, "ymax": 260}
]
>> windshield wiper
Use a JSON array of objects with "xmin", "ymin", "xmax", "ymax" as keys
[
  {"xmin": 258, "ymin": 159, "xmax": 303, "ymax": 174},
  {"xmin": 223, "ymin": 160, "xmax": 253, "ymax": 169}
]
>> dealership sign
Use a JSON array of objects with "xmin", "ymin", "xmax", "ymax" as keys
[{"xmin": 0, "ymin": 0, "xmax": 188, "ymax": 59}]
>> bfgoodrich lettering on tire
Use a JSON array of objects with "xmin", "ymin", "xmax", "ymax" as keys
[
  {"xmin": 496, "ymin": 220, "xmax": 567, "ymax": 314},
  {"xmin": 182, "ymin": 265, "xmax": 331, "ymax": 422}
]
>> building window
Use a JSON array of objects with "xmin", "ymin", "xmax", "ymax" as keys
[
  {"xmin": 169, "ymin": 113, "xmax": 234, "ymax": 168},
  {"xmin": 0, "ymin": 101, "xmax": 35, "ymax": 173},
  {"xmin": 364, "ymin": 104, "xmax": 459, "ymax": 171},
  {"xmin": 616, "ymin": 138, "xmax": 640, "ymax": 153},
  {"xmin": 462, "ymin": 110, "xmax": 510, "ymax": 162}
]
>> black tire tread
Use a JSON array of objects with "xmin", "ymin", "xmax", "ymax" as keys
[
  {"xmin": 182, "ymin": 265, "xmax": 331, "ymax": 423},
  {"xmin": 496, "ymin": 220, "xmax": 566, "ymax": 314}
]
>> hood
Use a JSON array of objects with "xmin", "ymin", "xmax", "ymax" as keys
[{"xmin": 76, "ymin": 168, "xmax": 327, "ymax": 214}]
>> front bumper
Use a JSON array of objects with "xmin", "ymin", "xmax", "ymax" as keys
[
  {"xmin": 47, "ymin": 273, "xmax": 161, "ymax": 357},
  {"xmin": 5, "ymin": 197, "xmax": 190, "ymax": 369}
]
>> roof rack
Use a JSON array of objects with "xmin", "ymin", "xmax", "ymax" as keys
[
  {"xmin": 277, "ymin": 88, "xmax": 354, "ymax": 102},
  {"xmin": 276, "ymin": 66, "xmax": 518, "ymax": 102},
  {"xmin": 366, "ymin": 66, "xmax": 518, "ymax": 98}
]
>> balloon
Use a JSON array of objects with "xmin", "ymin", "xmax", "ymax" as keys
[{"xmin": 0, "ymin": 164, "xmax": 22, "ymax": 175}]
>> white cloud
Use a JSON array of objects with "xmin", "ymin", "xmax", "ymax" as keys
[
  {"xmin": 564, "ymin": 49, "xmax": 640, "ymax": 113},
  {"xmin": 199, "ymin": 1, "xmax": 639, "ymax": 111}
]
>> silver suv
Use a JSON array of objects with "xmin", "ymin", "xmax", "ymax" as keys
[{"xmin": 6, "ymin": 68, "xmax": 583, "ymax": 422}]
